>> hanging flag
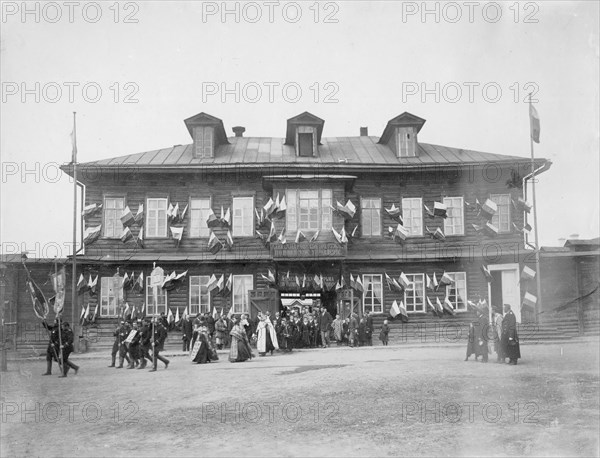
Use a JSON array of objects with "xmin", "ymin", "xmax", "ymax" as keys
[
  {"xmin": 212, "ymin": 307, "xmax": 219, "ymax": 319},
  {"xmin": 180, "ymin": 204, "xmax": 188, "ymax": 222},
  {"xmin": 432, "ymin": 272, "xmax": 439, "ymax": 291},
  {"xmin": 182, "ymin": 307, "xmax": 189, "ymax": 320},
  {"xmin": 479, "ymin": 199, "xmax": 498, "ymax": 219},
  {"xmin": 174, "ymin": 307, "xmax": 180, "ymax": 325},
  {"xmin": 134, "ymin": 204, "xmax": 144, "ymax": 224},
  {"xmin": 132, "ymin": 272, "xmax": 144, "ymax": 294},
  {"xmin": 484, "ymin": 222, "xmax": 499, "ymax": 236},
  {"xmin": 426, "ymin": 297, "xmax": 441, "ymax": 318},
  {"xmin": 174, "ymin": 270, "xmax": 188, "ymax": 287},
  {"xmin": 529, "ymin": 102, "xmax": 540, "ymax": 143},
  {"xmin": 167, "ymin": 203, "xmax": 175, "ymax": 220},
  {"xmin": 79, "ymin": 305, "xmax": 86, "ymax": 325},
  {"xmin": 435, "ymin": 297, "xmax": 445, "ymax": 315},
  {"xmin": 82, "ymin": 203, "xmax": 102, "ymax": 217},
  {"xmin": 335, "ymin": 200, "xmax": 356, "ymax": 219},
  {"xmin": 355, "ymin": 275, "xmax": 364, "ymax": 292},
  {"xmin": 83, "ymin": 225, "xmax": 101, "ymax": 245},
  {"xmin": 267, "ymin": 222, "xmax": 277, "ymax": 243},
  {"xmin": 162, "ymin": 271, "xmax": 177, "ymax": 291},
  {"xmin": 25, "ymin": 272, "xmax": 49, "ymax": 320},
  {"xmin": 440, "ymin": 272, "xmax": 453, "ymax": 286},
  {"xmin": 277, "ymin": 228, "xmax": 286, "ymax": 244},
  {"xmin": 206, "ymin": 209, "xmax": 220, "ymax": 228},
  {"xmin": 122, "ymin": 272, "xmax": 131, "ymax": 289},
  {"xmin": 443, "ymin": 296, "xmax": 455, "ymax": 315},
  {"xmin": 121, "ymin": 206, "xmax": 135, "ymax": 227},
  {"xmin": 77, "ymin": 273, "xmax": 87, "ymax": 294},
  {"xmin": 121, "ymin": 227, "xmax": 134, "ymax": 243},
  {"xmin": 433, "ymin": 202, "xmax": 448, "ymax": 218},
  {"xmin": 340, "ymin": 227, "xmax": 348, "ymax": 244},
  {"xmin": 227, "ymin": 307, "xmax": 234, "ymax": 319},
  {"xmin": 173, "ymin": 203, "xmax": 180, "ymax": 222},
  {"xmin": 385, "ymin": 203, "xmax": 402, "ymax": 220},
  {"xmin": 350, "ymin": 274, "xmax": 356, "ymax": 290},
  {"xmin": 207, "ymin": 274, "xmax": 219, "ymax": 293},
  {"xmin": 426, "ymin": 275, "xmax": 433, "ymax": 291},
  {"xmin": 208, "ymin": 231, "xmax": 223, "ymax": 255},
  {"xmin": 523, "ymin": 292, "xmax": 537, "ymax": 307},
  {"xmin": 426, "ymin": 226, "xmax": 446, "ymax": 241},
  {"xmin": 260, "ymin": 270, "xmax": 276, "ymax": 285},
  {"xmin": 295, "ymin": 230, "xmax": 307, "ymax": 243},
  {"xmin": 313, "ymin": 273, "xmax": 322, "ymax": 289},
  {"xmin": 263, "ymin": 197, "xmax": 275, "ymax": 216},
  {"xmin": 481, "ymin": 265, "xmax": 493, "ymax": 282},
  {"xmin": 131, "ymin": 304, "xmax": 138, "ymax": 321},
  {"xmin": 276, "ymin": 195, "xmax": 287, "ymax": 218},
  {"xmin": 88, "ymin": 275, "xmax": 98, "ymax": 296},
  {"xmin": 221, "ymin": 207, "xmax": 231, "ymax": 227},
  {"xmin": 309, "ymin": 230, "xmax": 319, "ymax": 242},
  {"xmin": 224, "ymin": 274, "xmax": 233, "ymax": 295},
  {"xmin": 398, "ymin": 300, "xmax": 409, "ymax": 322},
  {"xmin": 84, "ymin": 303, "xmax": 91, "ymax": 322},
  {"xmin": 167, "ymin": 308, "xmax": 174, "ymax": 324},
  {"xmin": 50, "ymin": 267, "xmax": 66, "ymax": 315},
  {"xmin": 170, "ymin": 226, "xmax": 184, "ymax": 244},
  {"xmin": 472, "ymin": 223, "xmax": 485, "ymax": 233},
  {"xmin": 122, "ymin": 302, "xmax": 131, "ymax": 319},
  {"xmin": 256, "ymin": 230, "xmax": 268, "ymax": 245},
  {"xmin": 513, "ymin": 197, "xmax": 533, "ymax": 213},
  {"xmin": 424, "ymin": 204, "xmax": 435, "ymax": 218},
  {"xmin": 398, "ymin": 273, "xmax": 412, "ymax": 289},
  {"xmin": 393, "ymin": 224, "xmax": 408, "ymax": 242},
  {"xmin": 521, "ymin": 266, "xmax": 536, "ymax": 281},
  {"xmin": 136, "ymin": 227, "xmax": 145, "ymax": 248},
  {"xmin": 390, "ymin": 300, "xmax": 401, "ymax": 318}
]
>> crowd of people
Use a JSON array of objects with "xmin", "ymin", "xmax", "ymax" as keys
[{"xmin": 41, "ymin": 302, "xmax": 520, "ymax": 376}]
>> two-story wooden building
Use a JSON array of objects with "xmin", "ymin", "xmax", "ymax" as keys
[{"xmin": 60, "ymin": 110, "xmax": 551, "ymax": 329}]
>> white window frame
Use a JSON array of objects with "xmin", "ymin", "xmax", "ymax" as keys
[
  {"xmin": 404, "ymin": 273, "xmax": 425, "ymax": 313},
  {"xmin": 401, "ymin": 198, "xmax": 423, "ymax": 237},
  {"xmin": 146, "ymin": 197, "xmax": 168, "ymax": 238},
  {"xmin": 190, "ymin": 198, "xmax": 211, "ymax": 238},
  {"xmin": 232, "ymin": 275, "xmax": 253, "ymax": 314},
  {"xmin": 490, "ymin": 194, "xmax": 511, "ymax": 233},
  {"xmin": 443, "ymin": 197, "xmax": 464, "ymax": 236},
  {"xmin": 100, "ymin": 276, "xmax": 123, "ymax": 317},
  {"xmin": 194, "ymin": 126, "xmax": 213, "ymax": 158},
  {"xmin": 445, "ymin": 272, "xmax": 467, "ymax": 312},
  {"xmin": 103, "ymin": 197, "xmax": 125, "ymax": 238},
  {"xmin": 362, "ymin": 274, "xmax": 383, "ymax": 314},
  {"xmin": 361, "ymin": 198, "xmax": 381, "ymax": 237},
  {"xmin": 145, "ymin": 277, "xmax": 167, "ymax": 316},
  {"xmin": 232, "ymin": 196, "xmax": 254, "ymax": 237},
  {"xmin": 286, "ymin": 188, "xmax": 332, "ymax": 233},
  {"xmin": 189, "ymin": 275, "xmax": 211, "ymax": 315}
]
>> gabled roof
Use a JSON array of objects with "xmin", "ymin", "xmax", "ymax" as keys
[
  {"xmin": 378, "ymin": 112, "xmax": 427, "ymax": 144},
  {"xmin": 66, "ymin": 136, "xmax": 548, "ymax": 177},
  {"xmin": 183, "ymin": 112, "xmax": 229, "ymax": 144},
  {"xmin": 285, "ymin": 112, "xmax": 325, "ymax": 145}
]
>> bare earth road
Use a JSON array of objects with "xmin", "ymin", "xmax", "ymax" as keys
[{"xmin": 1, "ymin": 341, "xmax": 599, "ymax": 457}]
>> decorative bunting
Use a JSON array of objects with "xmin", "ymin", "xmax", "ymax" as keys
[
  {"xmin": 521, "ymin": 266, "xmax": 536, "ymax": 281},
  {"xmin": 208, "ymin": 231, "xmax": 223, "ymax": 254},
  {"xmin": 82, "ymin": 203, "xmax": 102, "ymax": 217},
  {"xmin": 121, "ymin": 206, "xmax": 135, "ymax": 227},
  {"xmin": 134, "ymin": 204, "xmax": 144, "ymax": 224},
  {"xmin": 120, "ymin": 227, "xmax": 133, "ymax": 243},
  {"xmin": 83, "ymin": 225, "xmax": 101, "ymax": 245}
]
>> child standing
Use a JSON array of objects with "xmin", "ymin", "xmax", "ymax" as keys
[{"xmin": 379, "ymin": 320, "xmax": 390, "ymax": 346}]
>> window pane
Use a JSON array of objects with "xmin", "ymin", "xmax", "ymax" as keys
[
  {"xmin": 233, "ymin": 197, "xmax": 253, "ymax": 237},
  {"xmin": 401, "ymin": 198, "xmax": 423, "ymax": 236},
  {"xmin": 103, "ymin": 197, "xmax": 124, "ymax": 238},
  {"xmin": 443, "ymin": 197, "xmax": 464, "ymax": 236},
  {"xmin": 361, "ymin": 198, "xmax": 381, "ymax": 236},
  {"xmin": 490, "ymin": 194, "xmax": 511, "ymax": 233},
  {"xmin": 146, "ymin": 198, "xmax": 168, "ymax": 237},
  {"xmin": 190, "ymin": 198, "xmax": 211, "ymax": 237}
]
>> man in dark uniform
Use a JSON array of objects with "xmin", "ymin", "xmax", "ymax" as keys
[
  {"xmin": 501, "ymin": 304, "xmax": 521, "ymax": 365},
  {"xmin": 116, "ymin": 320, "xmax": 132, "ymax": 368},
  {"xmin": 365, "ymin": 312, "xmax": 374, "ymax": 346},
  {"xmin": 182, "ymin": 315, "xmax": 193, "ymax": 351},
  {"xmin": 109, "ymin": 321, "xmax": 124, "ymax": 367},
  {"xmin": 127, "ymin": 320, "xmax": 142, "ymax": 369},
  {"xmin": 149, "ymin": 317, "xmax": 170, "ymax": 371},
  {"xmin": 318, "ymin": 307, "xmax": 333, "ymax": 348},
  {"xmin": 137, "ymin": 319, "xmax": 152, "ymax": 369},
  {"xmin": 58, "ymin": 322, "xmax": 79, "ymax": 377},
  {"xmin": 41, "ymin": 318, "xmax": 61, "ymax": 376}
]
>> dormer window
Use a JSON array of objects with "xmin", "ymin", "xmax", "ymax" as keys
[
  {"xmin": 194, "ymin": 126, "xmax": 213, "ymax": 158},
  {"xmin": 285, "ymin": 112, "xmax": 324, "ymax": 158},
  {"xmin": 297, "ymin": 126, "xmax": 316, "ymax": 157},
  {"xmin": 183, "ymin": 112, "xmax": 229, "ymax": 159},
  {"xmin": 397, "ymin": 127, "xmax": 417, "ymax": 157},
  {"xmin": 378, "ymin": 112, "xmax": 425, "ymax": 159}
]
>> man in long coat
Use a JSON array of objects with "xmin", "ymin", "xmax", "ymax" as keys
[
  {"xmin": 318, "ymin": 307, "xmax": 333, "ymax": 348},
  {"xmin": 501, "ymin": 304, "xmax": 521, "ymax": 365}
]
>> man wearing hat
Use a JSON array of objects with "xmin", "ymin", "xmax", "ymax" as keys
[
  {"xmin": 149, "ymin": 317, "xmax": 170, "ymax": 371},
  {"xmin": 58, "ymin": 321, "xmax": 79, "ymax": 377},
  {"xmin": 41, "ymin": 318, "xmax": 61, "ymax": 376},
  {"xmin": 116, "ymin": 320, "xmax": 132, "ymax": 369},
  {"xmin": 138, "ymin": 318, "xmax": 152, "ymax": 369},
  {"xmin": 501, "ymin": 304, "xmax": 521, "ymax": 365}
]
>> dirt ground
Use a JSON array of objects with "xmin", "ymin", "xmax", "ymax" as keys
[{"xmin": 1, "ymin": 341, "xmax": 599, "ymax": 457}]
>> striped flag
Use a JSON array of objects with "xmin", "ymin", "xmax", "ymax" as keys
[{"xmin": 529, "ymin": 103, "xmax": 540, "ymax": 143}]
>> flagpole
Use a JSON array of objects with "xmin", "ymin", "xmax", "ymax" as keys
[
  {"xmin": 71, "ymin": 112, "xmax": 79, "ymax": 348},
  {"xmin": 528, "ymin": 94, "xmax": 543, "ymax": 322}
]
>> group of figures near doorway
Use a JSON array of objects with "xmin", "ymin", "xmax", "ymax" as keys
[{"xmin": 465, "ymin": 303, "xmax": 521, "ymax": 365}]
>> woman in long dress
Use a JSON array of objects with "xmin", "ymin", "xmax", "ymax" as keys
[
  {"xmin": 255, "ymin": 313, "xmax": 279, "ymax": 356},
  {"xmin": 229, "ymin": 316, "xmax": 254, "ymax": 363},
  {"xmin": 190, "ymin": 323, "xmax": 210, "ymax": 364}
]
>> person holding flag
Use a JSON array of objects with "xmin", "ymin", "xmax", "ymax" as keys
[
  {"xmin": 149, "ymin": 316, "xmax": 170, "ymax": 372},
  {"xmin": 41, "ymin": 318, "xmax": 62, "ymax": 376}
]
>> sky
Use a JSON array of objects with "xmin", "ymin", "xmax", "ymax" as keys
[{"xmin": 1, "ymin": 0, "xmax": 599, "ymax": 258}]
